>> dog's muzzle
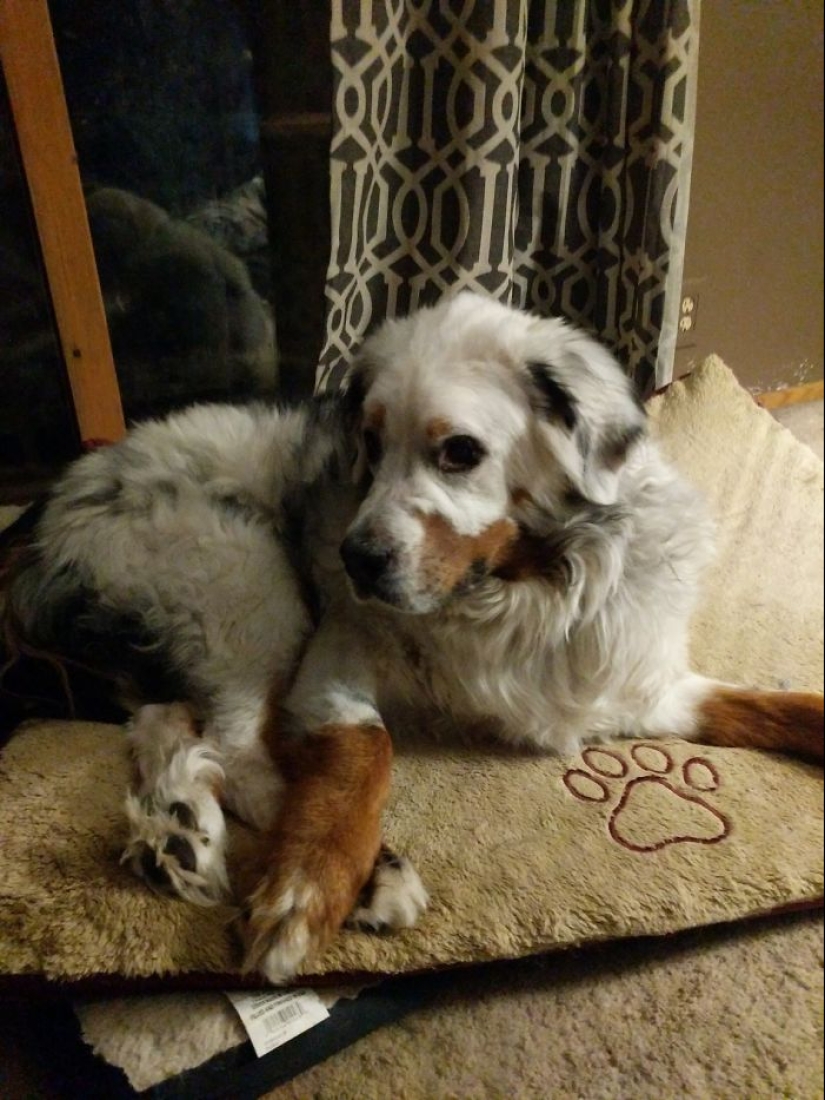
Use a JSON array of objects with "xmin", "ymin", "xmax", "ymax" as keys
[{"xmin": 340, "ymin": 534, "xmax": 396, "ymax": 601}]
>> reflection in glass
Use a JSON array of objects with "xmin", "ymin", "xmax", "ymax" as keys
[{"xmin": 50, "ymin": 0, "xmax": 279, "ymax": 421}]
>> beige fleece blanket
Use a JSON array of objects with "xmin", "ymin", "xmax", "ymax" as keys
[{"xmin": 0, "ymin": 357, "xmax": 822, "ymax": 988}]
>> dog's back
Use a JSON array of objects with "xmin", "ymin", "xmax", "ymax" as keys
[{"xmin": 0, "ymin": 397, "xmax": 352, "ymax": 732}]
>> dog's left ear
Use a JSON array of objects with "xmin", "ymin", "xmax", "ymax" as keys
[
  {"xmin": 523, "ymin": 346, "xmax": 646, "ymax": 506},
  {"xmin": 339, "ymin": 360, "xmax": 370, "ymax": 485}
]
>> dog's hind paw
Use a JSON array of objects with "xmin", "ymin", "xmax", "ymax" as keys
[
  {"xmin": 122, "ymin": 708, "xmax": 230, "ymax": 904},
  {"xmin": 346, "ymin": 846, "xmax": 429, "ymax": 931},
  {"xmin": 121, "ymin": 764, "xmax": 229, "ymax": 905}
]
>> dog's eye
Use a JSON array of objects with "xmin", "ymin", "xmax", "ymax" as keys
[
  {"xmin": 438, "ymin": 435, "xmax": 486, "ymax": 473},
  {"xmin": 363, "ymin": 428, "xmax": 383, "ymax": 466}
]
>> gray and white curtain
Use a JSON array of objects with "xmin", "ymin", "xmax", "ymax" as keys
[{"xmin": 317, "ymin": 0, "xmax": 700, "ymax": 397}]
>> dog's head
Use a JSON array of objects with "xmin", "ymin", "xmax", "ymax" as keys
[{"xmin": 340, "ymin": 291, "xmax": 646, "ymax": 613}]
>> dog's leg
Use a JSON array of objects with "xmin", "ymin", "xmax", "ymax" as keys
[
  {"xmin": 646, "ymin": 675, "xmax": 824, "ymax": 762},
  {"xmin": 693, "ymin": 683, "xmax": 824, "ymax": 761},
  {"xmin": 202, "ymin": 692, "xmax": 285, "ymax": 832},
  {"xmin": 121, "ymin": 703, "xmax": 230, "ymax": 903},
  {"xmin": 243, "ymin": 714, "xmax": 392, "ymax": 983},
  {"xmin": 241, "ymin": 616, "xmax": 427, "ymax": 984}
]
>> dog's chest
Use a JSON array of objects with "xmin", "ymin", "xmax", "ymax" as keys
[{"xmin": 376, "ymin": 613, "xmax": 553, "ymax": 740}]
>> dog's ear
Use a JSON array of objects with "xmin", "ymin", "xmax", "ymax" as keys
[
  {"xmin": 340, "ymin": 360, "xmax": 370, "ymax": 484},
  {"xmin": 523, "ymin": 348, "xmax": 646, "ymax": 506}
]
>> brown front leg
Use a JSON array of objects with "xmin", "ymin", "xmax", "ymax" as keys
[{"xmin": 242, "ymin": 720, "xmax": 392, "ymax": 984}]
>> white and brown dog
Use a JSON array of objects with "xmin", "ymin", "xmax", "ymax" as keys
[{"xmin": 3, "ymin": 291, "xmax": 822, "ymax": 983}]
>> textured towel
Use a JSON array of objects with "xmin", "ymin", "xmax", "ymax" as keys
[{"xmin": 0, "ymin": 357, "xmax": 822, "ymax": 989}]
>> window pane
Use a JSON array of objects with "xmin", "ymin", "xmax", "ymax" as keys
[
  {"xmin": 0, "ymin": 64, "xmax": 78, "ymax": 505},
  {"xmin": 49, "ymin": 0, "xmax": 278, "ymax": 422}
]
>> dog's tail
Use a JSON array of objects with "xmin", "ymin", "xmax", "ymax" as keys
[
  {"xmin": 0, "ymin": 500, "xmax": 132, "ymax": 738},
  {"xmin": 667, "ymin": 676, "xmax": 823, "ymax": 764},
  {"xmin": 0, "ymin": 500, "xmax": 79, "ymax": 735}
]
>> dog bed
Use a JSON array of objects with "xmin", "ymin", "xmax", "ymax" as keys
[{"xmin": 0, "ymin": 357, "xmax": 822, "ymax": 995}]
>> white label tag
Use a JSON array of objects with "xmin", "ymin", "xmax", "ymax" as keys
[{"xmin": 226, "ymin": 989, "xmax": 330, "ymax": 1057}]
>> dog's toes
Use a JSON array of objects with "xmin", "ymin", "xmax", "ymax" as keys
[
  {"xmin": 346, "ymin": 847, "xmax": 429, "ymax": 932},
  {"xmin": 242, "ymin": 840, "xmax": 377, "ymax": 984},
  {"xmin": 121, "ymin": 792, "xmax": 229, "ymax": 904},
  {"xmin": 244, "ymin": 880, "xmax": 318, "ymax": 984},
  {"xmin": 242, "ymin": 868, "xmax": 334, "ymax": 985}
]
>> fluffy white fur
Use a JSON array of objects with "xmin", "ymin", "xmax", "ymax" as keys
[
  {"xmin": 337, "ymin": 294, "xmax": 716, "ymax": 754},
  {"xmin": 9, "ymin": 290, "xmax": 786, "ymax": 983}
]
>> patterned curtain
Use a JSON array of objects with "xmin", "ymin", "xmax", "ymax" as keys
[{"xmin": 317, "ymin": 0, "xmax": 700, "ymax": 397}]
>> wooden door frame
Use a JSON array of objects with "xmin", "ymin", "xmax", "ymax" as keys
[{"xmin": 0, "ymin": 0, "xmax": 125, "ymax": 446}]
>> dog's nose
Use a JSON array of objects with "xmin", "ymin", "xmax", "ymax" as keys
[{"xmin": 340, "ymin": 536, "xmax": 394, "ymax": 594}]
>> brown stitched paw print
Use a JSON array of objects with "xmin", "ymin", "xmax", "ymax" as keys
[{"xmin": 562, "ymin": 743, "xmax": 732, "ymax": 852}]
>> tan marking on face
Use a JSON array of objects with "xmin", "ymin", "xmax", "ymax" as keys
[
  {"xmin": 424, "ymin": 417, "xmax": 455, "ymax": 443},
  {"xmin": 363, "ymin": 404, "xmax": 386, "ymax": 433},
  {"xmin": 416, "ymin": 511, "xmax": 518, "ymax": 596}
]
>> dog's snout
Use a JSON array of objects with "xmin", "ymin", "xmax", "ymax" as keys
[{"xmin": 340, "ymin": 536, "xmax": 394, "ymax": 595}]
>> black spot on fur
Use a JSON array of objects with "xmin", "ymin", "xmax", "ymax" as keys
[
  {"xmin": 526, "ymin": 362, "xmax": 578, "ymax": 431},
  {"xmin": 352, "ymin": 845, "xmax": 404, "ymax": 912},
  {"xmin": 1, "ymin": 552, "xmax": 192, "ymax": 733},
  {"xmin": 600, "ymin": 423, "xmax": 645, "ymax": 470},
  {"xmin": 68, "ymin": 479, "xmax": 124, "ymax": 510},
  {"xmin": 169, "ymin": 801, "xmax": 198, "ymax": 830},
  {"xmin": 140, "ymin": 845, "xmax": 172, "ymax": 889},
  {"xmin": 378, "ymin": 844, "xmax": 403, "ymax": 870},
  {"xmin": 340, "ymin": 366, "xmax": 367, "ymax": 428},
  {"xmin": 164, "ymin": 834, "xmax": 197, "ymax": 874},
  {"xmin": 154, "ymin": 479, "xmax": 179, "ymax": 504},
  {"xmin": 563, "ymin": 485, "xmax": 593, "ymax": 510},
  {"xmin": 353, "ymin": 882, "xmax": 373, "ymax": 910},
  {"xmin": 454, "ymin": 557, "xmax": 491, "ymax": 595},
  {"xmin": 495, "ymin": 502, "xmax": 632, "ymax": 589},
  {"xmin": 210, "ymin": 489, "xmax": 272, "ymax": 526}
]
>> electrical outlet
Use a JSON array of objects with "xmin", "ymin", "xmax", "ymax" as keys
[{"xmin": 676, "ymin": 282, "xmax": 702, "ymax": 348}]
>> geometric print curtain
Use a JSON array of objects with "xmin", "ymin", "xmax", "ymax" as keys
[{"xmin": 316, "ymin": 0, "xmax": 700, "ymax": 398}]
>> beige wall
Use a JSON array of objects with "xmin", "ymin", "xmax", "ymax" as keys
[{"xmin": 675, "ymin": 0, "xmax": 824, "ymax": 393}]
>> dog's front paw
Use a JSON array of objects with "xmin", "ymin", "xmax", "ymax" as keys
[
  {"xmin": 242, "ymin": 847, "xmax": 372, "ymax": 984},
  {"xmin": 346, "ymin": 845, "xmax": 429, "ymax": 931},
  {"xmin": 242, "ymin": 871, "xmax": 323, "ymax": 984}
]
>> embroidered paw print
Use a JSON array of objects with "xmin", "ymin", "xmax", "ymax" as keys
[{"xmin": 562, "ymin": 744, "xmax": 731, "ymax": 853}]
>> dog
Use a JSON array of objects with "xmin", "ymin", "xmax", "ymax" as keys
[{"xmin": 2, "ymin": 291, "xmax": 822, "ymax": 984}]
